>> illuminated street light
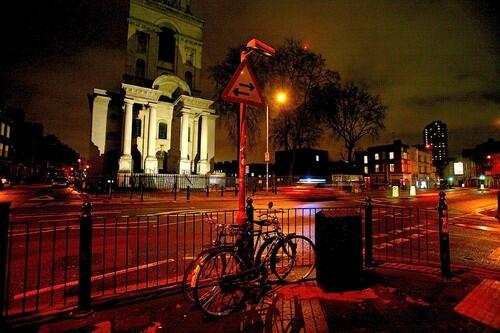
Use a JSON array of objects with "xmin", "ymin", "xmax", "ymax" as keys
[{"xmin": 276, "ymin": 92, "xmax": 287, "ymax": 104}]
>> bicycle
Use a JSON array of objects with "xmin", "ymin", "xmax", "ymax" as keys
[
  {"xmin": 191, "ymin": 203, "xmax": 316, "ymax": 317},
  {"xmin": 182, "ymin": 212, "xmax": 239, "ymax": 303}
]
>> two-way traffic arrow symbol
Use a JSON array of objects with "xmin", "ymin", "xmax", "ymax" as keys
[
  {"xmin": 233, "ymin": 82, "xmax": 255, "ymax": 96},
  {"xmin": 221, "ymin": 59, "xmax": 265, "ymax": 108}
]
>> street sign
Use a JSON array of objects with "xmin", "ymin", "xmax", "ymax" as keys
[
  {"xmin": 264, "ymin": 151, "xmax": 270, "ymax": 162},
  {"xmin": 221, "ymin": 59, "xmax": 265, "ymax": 109}
]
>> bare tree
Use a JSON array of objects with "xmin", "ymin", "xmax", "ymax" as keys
[
  {"xmin": 322, "ymin": 81, "xmax": 387, "ymax": 162},
  {"xmin": 266, "ymin": 39, "xmax": 339, "ymax": 176}
]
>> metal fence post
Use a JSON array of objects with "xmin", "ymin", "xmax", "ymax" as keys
[
  {"xmin": 76, "ymin": 201, "xmax": 93, "ymax": 316},
  {"xmin": 187, "ymin": 185, "xmax": 190, "ymax": 201},
  {"xmin": 221, "ymin": 186, "xmax": 224, "ymax": 197},
  {"xmin": 206, "ymin": 185, "xmax": 209, "ymax": 197},
  {"xmin": 437, "ymin": 192, "xmax": 452, "ymax": 278},
  {"xmin": 234, "ymin": 184, "xmax": 238, "ymax": 196},
  {"xmin": 364, "ymin": 196, "xmax": 373, "ymax": 267},
  {"xmin": 0, "ymin": 202, "xmax": 11, "ymax": 325}
]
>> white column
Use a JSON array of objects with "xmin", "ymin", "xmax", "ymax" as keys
[
  {"xmin": 198, "ymin": 114, "xmax": 210, "ymax": 174},
  {"xmin": 191, "ymin": 117, "xmax": 199, "ymax": 173},
  {"xmin": 179, "ymin": 111, "xmax": 191, "ymax": 174},
  {"xmin": 144, "ymin": 103, "xmax": 158, "ymax": 174},
  {"xmin": 118, "ymin": 99, "xmax": 134, "ymax": 173}
]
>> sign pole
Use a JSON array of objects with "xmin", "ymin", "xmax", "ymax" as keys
[
  {"xmin": 221, "ymin": 39, "xmax": 275, "ymax": 223},
  {"xmin": 237, "ymin": 101, "xmax": 247, "ymax": 223}
]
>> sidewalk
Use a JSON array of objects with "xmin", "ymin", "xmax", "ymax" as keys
[{"xmin": 9, "ymin": 264, "xmax": 500, "ymax": 332}]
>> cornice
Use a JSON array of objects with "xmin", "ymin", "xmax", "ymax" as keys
[
  {"xmin": 174, "ymin": 95, "xmax": 214, "ymax": 111},
  {"xmin": 122, "ymin": 83, "xmax": 163, "ymax": 102},
  {"xmin": 128, "ymin": 17, "xmax": 162, "ymax": 32}
]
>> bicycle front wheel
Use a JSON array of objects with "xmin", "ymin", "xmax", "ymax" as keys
[
  {"xmin": 271, "ymin": 235, "xmax": 316, "ymax": 283},
  {"xmin": 193, "ymin": 249, "xmax": 246, "ymax": 317}
]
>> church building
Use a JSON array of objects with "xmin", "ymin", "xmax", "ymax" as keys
[{"xmin": 89, "ymin": 0, "xmax": 216, "ymax": 177}]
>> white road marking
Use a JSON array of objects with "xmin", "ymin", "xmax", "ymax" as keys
[{"xmin": 12, "ymin": 258, "xmax": 176, "ymax": 301}]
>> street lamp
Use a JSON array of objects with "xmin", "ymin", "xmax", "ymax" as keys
[{"xmin": 266, "ymin": 92, "xmax": 287, "ymax": 193}]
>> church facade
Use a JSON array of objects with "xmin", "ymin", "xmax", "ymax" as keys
[{"xmin": 89, "ymin": 0, "xmax": 216, "ymax": 177}]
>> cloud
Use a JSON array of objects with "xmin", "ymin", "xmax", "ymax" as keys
[{"xmin": 406, "ymin": 90, "xmax": 500, "ymax": 108}]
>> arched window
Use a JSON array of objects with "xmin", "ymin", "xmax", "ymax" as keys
[
  {"xmin": 185, "ymin": 71, "xmax": 193, "ymax": 89},
  {"xmin": 158, "ymin": 122, "xmax": 167, "ymax": 140},
  {"xmin": 158, "ymin": 28, "xmax": 175, "ymax": 63},
  {"xmin": 136, "ymin": 31, "xmax": 148, "ymax": 54},
  {"xmin": 136, "ymin": 59, "xmax": 145, "ymax": 78}
]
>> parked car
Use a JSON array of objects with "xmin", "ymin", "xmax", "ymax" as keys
[
  {"xmin": 281, "ymin": 179, "xmax": 342, "ymax": 201},
  {"xmin": 51, "ymin": 177, "xmax": 69, "ymax": 188},
  {"xmin": 0, "ymin": 177, "xmax": 12, "ymax": 189}
]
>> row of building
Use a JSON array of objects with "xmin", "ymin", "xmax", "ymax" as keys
[{"xmin": 0, "ymin": 108, "xmax": 79, "ymax": 183}]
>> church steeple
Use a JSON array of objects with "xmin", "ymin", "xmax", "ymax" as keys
[{"xmin": 125, "ymin": 0, "xmax": 204, "ymax": 96}]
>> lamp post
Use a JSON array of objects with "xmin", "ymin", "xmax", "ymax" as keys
[
  {"xmin": 265, "ymin": 103, "xmax": 269, "ymax": 193},
  {"xmin": 266, "ymin": 92, "xmax": 287, "ymax": 193}
]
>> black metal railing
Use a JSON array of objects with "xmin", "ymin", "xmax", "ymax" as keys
[{"xmin": 1, "ymin": 196, "xmax": 450, "ymax": 321}]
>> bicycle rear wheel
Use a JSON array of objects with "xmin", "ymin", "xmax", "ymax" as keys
[
  {"xmin": 182, "ymin": 249, "xmax": 211, "ymax": 303},
  {"xmin": 271, "ymin": 235, "xmax": 316, "ymax": 283},
  {"xmin": 193, "ymin": 249, "xmax": 246, "ymax": 317}
]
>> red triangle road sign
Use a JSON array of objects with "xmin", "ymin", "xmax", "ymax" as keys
[{"xmin": 221, "ymin": 60, "xmax": 266, "ymax": 109}]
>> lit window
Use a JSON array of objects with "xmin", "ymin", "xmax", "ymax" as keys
[
  {"xmin": 389, "ymin": 164, "xmax": 394, "ymax": 172},
  {"xmin": 364, "ymin": 166, "xmax": 369, "ymax": 174},
  {"xmin": 364, "ymin": 155, "xmax": 368, "ymax": 164},
  {"xmin": 315, "ymin": 155, "xmax": 319, "ymax": 162},
  {"xmin": 389, "ymin": 151, "xmax": 394, "ymax": 159},
  {"xmin": 4, "ymin": 145, "xmax": 8, "ymax": 158},
  {"xmin": 5, "ymin": 125, "xmax": 10, "ymax": 139},
  {"xmin": 375, "ymin": 164, "xmax": 380, "ymax": 172},
  {"xmin": 0, "ymin": 123, "xmax": 4, "ymax": 136},
  {"xmin": 403, "ymin": 152, "xmax": 408, "ymax": 159},
  {"xmin": 374, "ymin": 153, "xmax": 379, "ymax": 160}
]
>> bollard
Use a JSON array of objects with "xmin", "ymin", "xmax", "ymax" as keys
[
  {"xmin": 174, "ymin": 181, "xmax": 177, "ymax": 201},
  {"xmin": 129, "ymin": 176, "xmax": 134, "ymax": 199},
  {"xmin": 437, "ymin": 192, "xmax": 452, "ymax": 278},
  {"xmin": 0, "ymin": 202, "xmax": 11, "ymax": 326},
  {"xmin": 237, "ymin": 197, "xmax": 254, "ymax": 267},
  {"xmin": 364, "ymin": 196, "xmax": 373, "ymax": 267},
  {"xmin": 206, "ymin": 185, "xmax": 209, "ymax": 198},
  {"xmin": 187, "ymin": 185, "xmax": 190, "ymax": 201},
  {"xmin": 140, "ymin": 180, "xmax": 144, "ymax": 201},
  {"xmin": 76, "ymin": 201, "xmax": 93, "ymax": 316},
  {"xmin": 107, "ymin": 179, "xmax": 113, "ymax": 200},
  {"xmin": 221, "ymin": 186, "xmax": 224, "ymax": 197},
  {"xmin": 496, "ymin": 191, "xmax": 500, "ymax": 220}
]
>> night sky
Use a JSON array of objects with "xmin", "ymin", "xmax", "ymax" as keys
[{"xmin": 1, "ymin": 0, "xmax": 498, "ymax": 162}]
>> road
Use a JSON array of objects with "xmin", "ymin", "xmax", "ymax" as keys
[{"xmin": 1, "ymin": 184, "xmax": 499, "ymax": 316}]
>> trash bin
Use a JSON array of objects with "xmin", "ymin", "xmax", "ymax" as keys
[{"xmin": 315, "ymin": 210, "xmax": 363, "ymax": 290}]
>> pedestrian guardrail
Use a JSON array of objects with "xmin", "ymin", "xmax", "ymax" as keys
[{"xmin": 0, "ymin": 194, "xmax": 450, "ymax": 323}]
